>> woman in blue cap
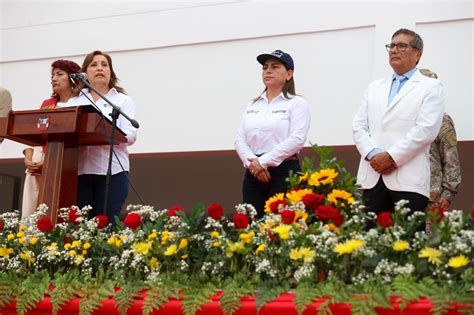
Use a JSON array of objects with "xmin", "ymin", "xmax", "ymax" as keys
[{"xmin": 234, "ymin": 49, "xmax": 311, "ymax": 217}]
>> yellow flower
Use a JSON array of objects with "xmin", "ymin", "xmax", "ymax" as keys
[
  {"xmin": 272, "ymin": 225, "xmax": 291, "ymax": 240},
  {"xmin": 325, "ymin": 223, "xmax": 341, "ymax": 234},
  {"xmin": 20, "ymin": 250, "xmax": 35, "ymax": 266},
  {"xmin": 83, "ymin": 243, "xmax": 91, "ymax": 250},
  {"xmin": 181, "ymin": 254, "xmax": 188, "ymax": 259},
  {"xmin": 300, "ymin": 247, "xmax": 316, "ymax": 263},
  {"xmin": 47, "ymin": 243, "xmax": 58, "ymax": 251},
  {"xmin": 226, "ymin": 241, "xmax": 245, "ymax": 257},
  {"xmin": 255, "ymin": 244, "xmax": 266, "ymax": 254},
  {"xmin": 29, "ymin": 237, "xmax": 39, "ymax": 245},
  {"xmin": 161, "ymin": 231, "xmax": 175, "ymax": 245},
  {"xmin": 418, "ymin": 247, "xmax": 442, "ymax": 265},
  {"xmin": 308, "ymin": 168, "xmax": 338, "ymax": 186},
  {"xmin": 290, "ymin": 247, "xmax": 316, "ymax": 262},
  {"xmin": 164, "ymin": 244, "xmax": 177, "ymax": 256},
  {"xmin": 179, "ymin": 238, "xmax": 188, "ymax": 249},
  {"xmin": 64, "ymin": 243, "xmax": 72, "ymax": 249},
  {"xmin": 120, "ymin": 235, "xmax": 126, "ymax": 242},
  {"xmin": 149, "ymin": 257, "xmax": 159, "ymax": 269},
  {"xmin": 132, "ymin": 241, "xmax": 152, "ymax": 255},
  {"xmin": 0, "ymin": 246, "xmax": 13, "ymax": 259},
  {"xmin": 259, "ymin": 220, "xmax": 274, "ymax": 233},
  {"xmin": 74, "ymin": 255, "xmax": 84, "ymax": 265},
  {"xmin": 290, "ymin": 248, "xmax": 303, "ymax": 260},
  {"xmin": 148, "ymin": 232, "xmax": 158, "ymax": 240},
  {"xmin": 448, "ymin": 255, "xmax": 469, "ymax": 268},
  {"xmin": 69, "ymin": 250, "xmax": 77, "ymax": 256},
  {"xmin": 72, "ymin": 240, "xmax": 82, "ymax": 248},
  {"xmin": 264, "ymin": 193, "xmax": 285, "ymax": 214},
  {"xmin": 392, "ymin": 240, "xmax": 409, "ymax": 252},
  {"xmin": 210, "ymin": 231, "xmax": 220, "ymax": 238},
  {"xmin": 239, "ymin": 231, "xmax": 255, "ymax": 244},
  {"xmin": 7, "ymin": 234, "xmax": 14, "ymax": 241},
  {"xmin": 333, "ymin": 239, "xmax": 365, "ymax": 255},
  {"xmin": 298, "ymin": 172, "xmax": 309, "ymax": 184},
  {"xmin": 286, "ymin": 189, "xmax": 313, "ymax": 204},
  {"xmin": 327, "ymin": 189, "xmax": 355, "ymax": 206},
  {"xmin": 82, "ymin": 250, "xmax": 87, "ymax": 255},
  {"xmin": 16, "ymin": 231, "xmax": 25, "ymax": 238},
  {"xmin": 19, "ymin": 237, "xmax": 26, "ymax": 245},
  {"xmin": 294, "ymin": 210, "xmax": 308, "ymax": 223},
  {"xmin": 107, "ymin": 237, "xmax": 116, "ymax": 245},
  {"xmin": 115, "ymin": 240, "xmax": 122, "ymax": 248},
  {"xmin": 20, "ymin": 225, "xmax": 27, "ymax": 232},
  {"xmin": 212, "ymin": 241, "xmax": 220, "ymax": 247}
]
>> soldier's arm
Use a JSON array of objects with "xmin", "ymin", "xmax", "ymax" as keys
[{"xmin": 439, "ymin": 116, "xmax": 461, "ymax": 202}]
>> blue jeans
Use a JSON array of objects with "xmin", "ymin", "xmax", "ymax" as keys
[{"xmin": 77, "ymin": 172, "xmax": 129, "ymax": 225}]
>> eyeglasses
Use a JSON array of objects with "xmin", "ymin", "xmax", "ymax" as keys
[{"xmin": 385, "ymin": 43, "xmax": 419, "ymax": 52}]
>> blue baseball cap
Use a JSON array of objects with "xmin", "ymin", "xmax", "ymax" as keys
[{"xmin": 257, "ymin": 49, "xmax": 294, "ymax": 70}]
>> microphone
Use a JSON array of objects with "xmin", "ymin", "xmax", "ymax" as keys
[{"xmin": 70, "ymin": 73, "xmax": 87, "ymax": 80}]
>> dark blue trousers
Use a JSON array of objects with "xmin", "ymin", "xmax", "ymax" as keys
[
  {"xmin": 243, "ymin": 160, "xmax": 301, "ymax": 218},
  {"xmin": 363, "ymin": 176, "xmax": 428, "ymax": 229},
  {"xmin": 77, "ymin": 172, "xmax": 129, "ymax": 224}
]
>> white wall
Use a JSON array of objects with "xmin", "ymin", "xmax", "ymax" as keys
[{"xmin": 0, "ymin": 0, "xmax": 473, "ymax": 158}]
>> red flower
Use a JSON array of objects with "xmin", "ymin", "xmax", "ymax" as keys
[
  {"xmin": 332, "ymin": 211, "xmax": 345, "ymax": 227},
  {"xmin": 68, "ymin": 209, "xmax": 81, "ymax": 225},
  {"xmin": 0, "ymin": 219, "xmax": 3, "ymax": 232},
  {"xmin": 267, "ymin": 230, "xmax": 275, "ymax": 241},
  {"xmin": 168, "ymin": 205, "xmax": 184, "ymax": 217},
  {"xmin": 314, "ymin": 205, "xmax": 344, "ymax": 227},
  {"xmin": 37, "ymin": 217, "xmax": 54, "ymax": 233},
  {"xmin": 95, "ymin": 215, "xmax": 108, "ymax": 229},
  {"xmin": 233, "ymin": 213, "xmax": 249, "ymax": 229},
  {"xmin": 302, "ymin": 193, "xmax": 325, "ymax": 211},
  {"xmin": 270, "ymin": 200, "xmax": 287, "ymax": 214},
  {"xmin": 123, "ymin": 213, "xmax": 141, "ymax": 229},
  {"xmin": 428, "ymin": 205, "xmax": 445, "ymax": 223},
  {"xmin": 280, "ymin": 210, "xmax": 295, "ymax": 225},
  {"xmin": 376, "ymin": 212, "xmax": 393, "ymax": 228},
  {"xmin": 471, "ymin": 208, "xmax": 474, "ymax": 221},
  {"xmin": 315, "ymin": 205, "xmax": 337, "ymax": 221},
  {"xmin": 208, "ymin": 203, "xmax": 223, "ymax": 220}
]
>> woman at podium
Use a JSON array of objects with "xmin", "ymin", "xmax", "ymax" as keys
[
  {"xmin": 67, "ymin": 50, "xmax": 138, "ymax": 224},
  {"xmin": 22, "ymin": 59, "xmax": 82, "ymax": 217}
]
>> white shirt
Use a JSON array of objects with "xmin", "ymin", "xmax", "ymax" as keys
[
  {"xmin": 234, "ymin": 93, "xmax": 310, "ymax": 168},
  {"xmin": 66, "ymin": 88, "xmax": 138, "ymax": 175}
]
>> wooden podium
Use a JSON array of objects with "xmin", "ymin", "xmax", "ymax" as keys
[{"xmin": 0, "ymin": 106, "xmax": 127, "ymax": 223}]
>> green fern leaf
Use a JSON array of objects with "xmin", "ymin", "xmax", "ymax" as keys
[
  {"xmin": 0, "ymin": 271, "xmax": 22, "ymax": 309},
  {"xmin": 181, "ymin": 282, "xmax": 216, "ymax": 315},
  {"xmin": 50, "ymin": 270, "xmax": 82, "ymax": 315},
  {"xmin": 15, "ymin": 271, "xmax": 50, "ymax": 315},
  {"xmin": 219, "ymin": 276, "xmax": 254, "ymax": 315},
  {"xmin": 293, "ymin": 282, "xmax": 320, "ymax": 315},
  {"xmin": 350, "ymin": 296, "xmax": 378, "ymax": 315},
  {"xmin": 78, "ymin": 279, "xmax": 115, "ymax": 315},
  {"xmin": 114, "ymin": 282, "xmax": 145, "ymax": 315},
  {"xmin": 142, "ymin": 283, "xmax": 180, "ymax": 315},
  {"xmin": 255, "ymin": 281, "xmax": 290, "ymax": 312}
]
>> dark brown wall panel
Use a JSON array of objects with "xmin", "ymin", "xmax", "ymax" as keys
[{"xmin": 1, "ymin": 142, "xmax": 473, "ymax": 214}]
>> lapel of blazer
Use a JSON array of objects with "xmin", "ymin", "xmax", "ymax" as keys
[{"xmin": 385, "ymin": 69, "xmax": 421, "ymax": 114}]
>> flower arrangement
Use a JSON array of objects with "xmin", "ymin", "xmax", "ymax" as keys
[{"xmin": 0, "ymin": 146, "xmax": 473, "ymax": 315}]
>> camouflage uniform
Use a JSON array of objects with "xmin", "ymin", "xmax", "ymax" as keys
[{"xmin": 428, "ymin": 113, "xmax": 461, "ymax": 208}]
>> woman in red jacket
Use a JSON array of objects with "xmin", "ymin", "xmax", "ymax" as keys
[{"xmin": 21, "ymin": 59, "xmax": 81, "ymax": 217}]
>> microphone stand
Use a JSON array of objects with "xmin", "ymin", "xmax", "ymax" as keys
[{"xmin": 76, "ymin": 77, "xmax": 139, "ymax": 217}]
